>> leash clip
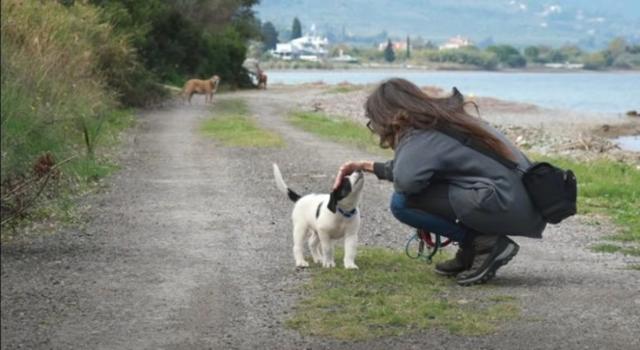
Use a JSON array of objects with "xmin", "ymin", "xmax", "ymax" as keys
[{"xmin": 404, "ymin": 229, "xmax": 452, "ymax": 264}]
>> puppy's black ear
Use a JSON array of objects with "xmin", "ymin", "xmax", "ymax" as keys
[
  {"xmin": 436, "ymin": 87, "xmax": 464, "ymax": 113},
  {"xmin": 452, "ymin": 86, "xmax": 463, "ymax": 100},
  {"xmin": 328, "ymin": 178, "xmax": 351, "ymax": 213},
  {"xmin": 448, "ymin": 87, "xmax": 464, "ymax": 109},
  {"xmin": 328, "ymin": 190, "xmax": 339, "ymax": 213}
]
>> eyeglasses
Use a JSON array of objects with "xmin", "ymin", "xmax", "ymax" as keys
[{"xmin": 366, "ymin": 120, "xmax": 374, "ymax": 132}]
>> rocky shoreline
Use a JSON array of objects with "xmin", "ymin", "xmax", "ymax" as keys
[{"xmin": 292, "ymin": 82, "xmax": 640, "ymax": 166}]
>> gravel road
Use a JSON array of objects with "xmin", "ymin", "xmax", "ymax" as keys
[{"xmin": 2, "ymin": 87, "xmax": 639, "ymax": 349}]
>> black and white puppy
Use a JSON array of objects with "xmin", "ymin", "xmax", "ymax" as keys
[{"xmin": 273, "ymin": 164, "xmax": 364, "ymax": 269}]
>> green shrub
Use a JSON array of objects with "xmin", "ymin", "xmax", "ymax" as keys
[
  {"xmin": 94, "ymin": 0, "xmax": 259, "ymax": 89},
  {"xmin": 583, "ymin": 52, "xmax": 608, "ymax": 70},
  {"xmin": 612, "ymin": 53, "xmax": 640, "ymax": 69},
  {"xmin": 2, "ymin": 0, "xmax": 112, "ymax": 175},
  {"xmin": 419, "ymin": 48, "xmax": 498, "ymax": 70},
  {"xmin": 487, "ymin": 45, "xmax": 527, "ymax": 68},
  {"xmin": 0, "ymin": 0, "xmax": 134, "ymax": 226}
]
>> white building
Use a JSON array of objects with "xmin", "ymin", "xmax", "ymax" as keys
[
  {"xmin": 439, "ymin": 35, "xmax": 473, "ymax": 50},
  {"xmin": 272, "ymin": 34, "xmax": 330, "ymax": 61},
  {"xmin": 273, "ymin": 43, "xmax": 295, "ymax": 60},
  {"xmin": 544, "ymin": 62, "xmax": 584, "ymax": 69},
  {"xmin": 330, "ymin": 49, "xmax": 359, "ymax": 63}
]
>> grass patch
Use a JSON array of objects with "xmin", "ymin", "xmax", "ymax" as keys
[
  {"xmin": 591, "ymin": 243, "xmax": 640, "ymax": 257},
  {"xmin": 287, "ymin": 248, "xmax": 520, "ymax": 340},
  {"xmin": 620, "ymin": 247, "xmax": 640, "ymax": 256},
  {"xmin": 324, "ymin": 85, "xmax": 363, "ymax": 94},
  {"xmin": 488, "ymin": 295, "xmax": 518, "ymax": 302},
  {"xmin": 627, "ymin": 265, "xmax": 640, "ymax": 271},
  {"xmin": 65, "ymin": 158, "xmax": 120, "ymax": 182},
  {"xmin": 288, "ymin": 111, "xmax": 391, "ymax": 156},
  {"xmin": 591, "ymin": 243, "xmax": 623, "ymax": 254},
  {"xmin": 201, "ymin": 99, "xmax": 284, "ymax": 147}
]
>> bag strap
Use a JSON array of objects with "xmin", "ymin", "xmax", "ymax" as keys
[{"xmin": 437, "ymin": 127, "xmax": 525, "ymax": 174}]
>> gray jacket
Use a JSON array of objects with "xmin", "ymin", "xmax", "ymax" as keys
[{"xmin": 373, "ymin": 125, "xmax": 546, "ymax": 238}]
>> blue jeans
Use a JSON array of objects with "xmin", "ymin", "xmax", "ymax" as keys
[{"xmin": 390, "ymin": 192, "xmax": 468, "ymax": 242}]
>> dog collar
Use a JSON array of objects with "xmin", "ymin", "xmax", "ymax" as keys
[{"xmin": 337, "ymin": 207, "xmax": 357, "ymax": 218}]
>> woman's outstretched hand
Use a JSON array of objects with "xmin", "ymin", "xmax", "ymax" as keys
[{"xmin": 332, "ymin": 161, "xmax": 373, "ymax": 190}]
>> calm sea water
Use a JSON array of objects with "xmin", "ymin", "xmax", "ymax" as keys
[
  {"xmin": 614, "ymin": 135, "xmax": 640, "ymax": 152},
  {"xmin": 269, "ymin": 70, "xmax": 639, "ymax": 115}
]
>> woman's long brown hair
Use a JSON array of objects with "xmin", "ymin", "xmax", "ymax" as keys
[{"xmin": 364, "ymin": 78, "xmax": 515, "ymax": 161}]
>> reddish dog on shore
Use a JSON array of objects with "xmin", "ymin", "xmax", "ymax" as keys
[
  {"xmin": 257, "ymin": 72, "xmax": 268, "ymax": 90},
  {"xmin": 183, "ymin": 75, "xmax": 220, "ymax": 104}
]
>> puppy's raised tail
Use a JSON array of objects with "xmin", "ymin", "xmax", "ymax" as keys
[{"xmin": 273, "ymin": 163, "xmax": 301, "ymax": 202}]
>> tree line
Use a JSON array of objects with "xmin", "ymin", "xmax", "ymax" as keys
[
  {"xmin": 256, "ymin": 18, "xmax": 639, "ymax": 71},
  {"xmin": 359, "ymin": 37, "xmax": 640, "ymax": 70},
  {"xmin": 89, "ymin": 0, "xmax": 261, "ymax": 104},
  {"xmin": 260, "ymin": 17, "xmax": 303, "ymax": 53}
]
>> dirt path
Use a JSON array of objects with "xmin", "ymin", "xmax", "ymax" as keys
[{"xmin": 2, "ymin": 88, "xmax": 639, "ymax": 349}]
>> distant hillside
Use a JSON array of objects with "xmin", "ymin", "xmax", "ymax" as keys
[{"xmin": 255, "ymin": 0, "xmax": 640, "ymax": 48}]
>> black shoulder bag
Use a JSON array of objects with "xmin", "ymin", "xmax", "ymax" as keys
[{"xmin": 439, "ymin": 127, "xmax": 577, "ymax": 224}]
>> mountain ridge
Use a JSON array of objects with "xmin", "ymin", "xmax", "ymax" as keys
[{"xmin": 255, "ymin": 0, "xmax": 640, "ymax": 48}]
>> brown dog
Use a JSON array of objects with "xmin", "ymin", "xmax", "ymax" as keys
[
  {"xmin": 258, "ymin": 71, "xmax": 267, "ymax": 90},
  {"xmin": 183, "ymin": 75, "xmax": 220, "ymax": 104}
]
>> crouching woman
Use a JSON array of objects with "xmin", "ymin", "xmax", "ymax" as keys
[{"xmin": 334, "ymin": 78, "xmax": 546, "ymax": 286}]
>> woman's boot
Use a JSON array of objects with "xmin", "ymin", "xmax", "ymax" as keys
[
  {"xmin": 434, "ymin": 246, "xmax": 474, "ymax": 276},
  {"xmin": 434, "ymin": 234, "xmax": 475, "ymax": 276},
  {"xmin": 456, "ymin": 235, "xmax": 519, "ymax": 286}
]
